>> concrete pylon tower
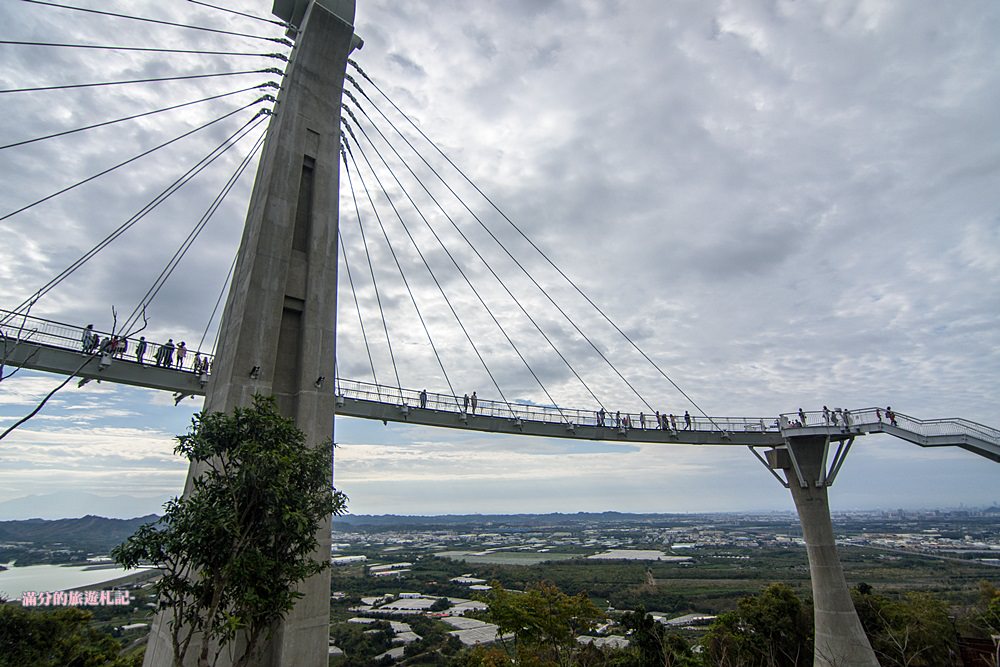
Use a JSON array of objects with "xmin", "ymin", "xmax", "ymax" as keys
[
  {"xmin": 143, "ymin": 1, "xmax": 361, "ymax": 665},
  {"xmin": 767, "ymin": 436, "xmax": 880, "ymax": 667}
]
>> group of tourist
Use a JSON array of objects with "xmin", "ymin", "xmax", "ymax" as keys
[
  {"xmin": 80, "ymin": 325, "xmax": 209, "ymax": 374},
  {"xmin": 786, "ymin": 405, "xmax": 899, "ymax": 429},
  {"xmin": 400, "ymin": 384, "xmax": 905, "ymax": 435},
  {"xmin": 596, "ymin": 407, "xmax": 693, "ymax": 432}
]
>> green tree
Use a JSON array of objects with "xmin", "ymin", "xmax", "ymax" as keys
[
  {"xmin": 700, "ymin": 583, "xmax": 812, "ymax": 667},
  {"xmin": 0, "ymin": 605, "xmax": 141, "ymax": 667},
  {"xmin": 430, "ymin": 596, "xmax": 452, "ymax": 612},
  {"xmin": 484, "ymin": 580, "xmax": 605, "ymax": 666},
  {"xmin": 978, "ymin": 581, "xmax": 1000, "ymax": 636},
  {"xmin": 852, "ymin": 588, "xmax": 956, "ymax": 667},
  {"xmin": 618, "ymin": 608, "xmax": 697, "ymax": 667},
  {"xmin": 112, "ymin": 395, "xmax": 346, "ymax": 667}
]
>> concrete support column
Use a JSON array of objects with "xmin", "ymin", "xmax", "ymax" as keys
[
  {"xmin": 143, "ymin": 2, "xmax": 358, "ymax": 666},
  {"xmin": 767, "ymin": 437, "xmax": 880, "ymax": 667}
]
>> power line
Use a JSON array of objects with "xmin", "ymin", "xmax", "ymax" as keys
[
  {"xmin": 0, "ymin": 39, "xmax": 287, "ymax": 60},
  {"xmin": 0, "ymin": 69, "xmax": 282, "ymax": 95},
  {"xmin": 1, "ymin": 85, "xmax": 274, "ymax": 151},
  {"xmin": 20, "ymin": 0, "xmax": 292, "ymax": 46},
  {"xmin": 1, "ymin": 100, "xmax": 267, "ymax": 222}
]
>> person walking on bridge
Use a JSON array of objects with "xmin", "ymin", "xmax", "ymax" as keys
[
  {"xmin": 81, "ymin": 324, "xmax": 96, "ymax": 353},
  {"xmin": 419, "ymin": 389, "xmax": 427, "ymax": 409},
  {"xmin": 684, "ymin": 411, "xmax": 692, "ymax": 430},
  {"xmin": 798, "ymin": 408, "xmax": 807, "ymax": 425},
  {"xmin": 135, "ymin": 337, "xmax": 147, "ymax": 365},
  {"xmin": 463, "ymin": 393, "xmax": 469, "ymax": 413},
  {"xmin": 470, "ymin": 391, "xmax": 478, "ymax": 414}
]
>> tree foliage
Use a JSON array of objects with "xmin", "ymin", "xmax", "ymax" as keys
[
  {"xmin": 484, "ymin": 580, "xmax": 605, "ymax": 666},
  {"xmin": 852, "ymin": 587, "xmax": 956, "ymax": 667},
  {"xmin": 0, "ymin": 605, "xmax": 141, "ymax": 667},
  {"xmin": 617, "ymin": 608, "xmax": 698, "ymax": 667},
  {"xmin": 112, "ymin": 395, "xmax": 346, "ymax": 667},
  {"xmin": 700, "ymin": 583, "xmax": 812, "ymax": 667}
]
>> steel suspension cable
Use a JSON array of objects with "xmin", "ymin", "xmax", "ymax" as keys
[
  {"xmin": 122, "ymin": 131, "xmax": 267, "ymax": 335},
  {"xmin": 0, "ymin": 40, "xmax": 288, "ymax": 60},
  {"xmin": 343, "ymin": 122, "xmax": 518, "ymax": 417},
  {"xmin": 347, "ymin": 64, "xmax": 703, "ymax": 418},
  {"xmin": 344, "ymin": 114, "xmax": 569, "ymax": 422},
  {"xmin": 1, "ymin": 84, "xmax": 274, "ymax": 151},
  {"xmin": 341, "ymin": 141, "xmax": 457, "ymax": 401},
  {"xmin": 197, "ymin": 252, "xmax": 237, "ymax": 357},
  {"xmin": 185, "ymin": 0, "xmax": 291, "ymax": 29},
  {"xmin": 0, "ymin": 68, "xmax": 282, "ymax": 95},
  {"xmin": 20, "ymin": 0, "xmax": 292, "ymax": 46},
  {"xmin": 344, "ymin": 96, "xmax": 606, "ymax": 414},
  {"xmin": 345, "ymin": 75, "xmax": 652, "ymax": 414},
  {"xmin": 1, "ymin": 99, "xmax": 266, "ymax": 222},
  {"xmin": 340, "ymin": 143, "xmax": 403, "ymax": 403},
  {"xmin": 337, "ymin": 226, "xmax": 380, "ymax": 389},
  {"xmin": 2, "ymin": 113, "xmax": 268, "ymax": 325}
]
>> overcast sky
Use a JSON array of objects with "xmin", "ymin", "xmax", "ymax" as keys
[{"xmin": 0, "ymin": 0, "xmax": 997, "ymax": 519}]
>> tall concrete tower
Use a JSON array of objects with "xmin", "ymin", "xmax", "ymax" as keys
[
  {"xmin": 768, "ymin": 436, "xmax": 880, "ymax": 667},
  {"xmin": 143, "ymin": 1, "xmax": 361, "ymax": 665}
]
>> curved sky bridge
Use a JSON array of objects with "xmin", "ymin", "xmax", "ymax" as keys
[
  {"xmin": 2, "ymin": 3, "xmax": 998, "ymax": 664},
  {"xmin": 4, "ymin": 310, "xmax": 997, "ymax": 462}
]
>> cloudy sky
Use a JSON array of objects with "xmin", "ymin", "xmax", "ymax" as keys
[{"xmin": 0, "ymin": 0, "xmax": 997, "ymax": 519}]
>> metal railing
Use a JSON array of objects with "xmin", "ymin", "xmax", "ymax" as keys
[
  {"xmin": 5, "ymin": 310, "xmax": 992, "ymax": 449},
  {"xmin": 780, "ymin": 407, "xmax": 1000, "ymax": 447},
  {"xmin": 0, "ymin": 308, "xmax": 213, "ymax": 375},
  {"xmin": 334, "ymin": 377, "xmax": 780, "ymax": 433}
]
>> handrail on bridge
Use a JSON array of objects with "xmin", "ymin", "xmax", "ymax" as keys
[
  {"xmin": 4, "ymin": 309, "xmax": 996, "ymax": 452},
  {"xmin": 334, "ymin": 377, "xmax": 780, "ymax": 434},
  {"xmin": 780, "ymin": 407, "xmax": 1000, "ymax": 448},
  {"xmin": 0, "ymin": 308, "xmax": 214, "ymax": 375}
]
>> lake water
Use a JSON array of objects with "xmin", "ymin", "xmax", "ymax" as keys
[{"xmin": 0, "ymin": 562, "xmax": 142, "ymax": 600}]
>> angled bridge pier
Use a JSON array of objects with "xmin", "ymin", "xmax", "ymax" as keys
[{"xmin": 764, "ymin": 434, "xmax": 879, "ymax": 667}]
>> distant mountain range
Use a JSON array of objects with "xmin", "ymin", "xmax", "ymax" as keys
[
  {"xmin": 1, "ymin": 492, "xmax": 996, "ymax": 528},
  {"xmin": 0, "ymin": 514, "xmax": 158, "ymax": 552},
  {"xmin": 0, "ymin": 492, "xmax": 169, "ymax": 521}
]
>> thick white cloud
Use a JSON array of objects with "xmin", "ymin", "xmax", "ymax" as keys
[{"xmin": 0, "ymin": 1, "xmax": 997, "ymax": 517}]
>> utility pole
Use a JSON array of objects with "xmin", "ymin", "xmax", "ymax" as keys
[{"xmin": 143, "ymin": 2, "xmax": 361, "ymax": 665}]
